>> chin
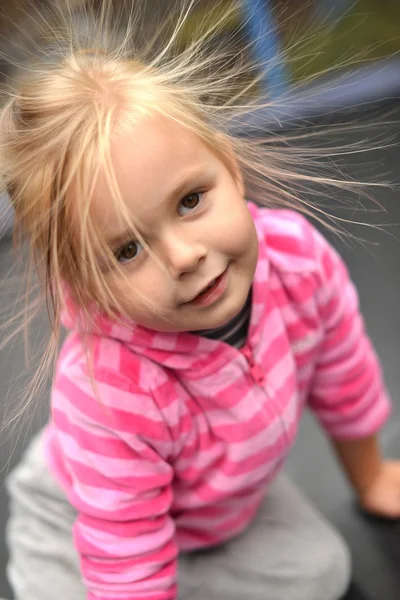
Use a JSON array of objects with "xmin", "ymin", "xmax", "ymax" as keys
[{"xmin": 196, "ymin": 290, "xmax": 249, "ymax": 331}]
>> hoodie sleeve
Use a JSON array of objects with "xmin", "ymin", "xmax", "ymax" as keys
[
  {"xmin": 307, "ymin": 225, "xmax": 391, "ymax": 440},
  {"xmin": 51, "ymin": 359, "xmax": 178, "ymax": 600}
]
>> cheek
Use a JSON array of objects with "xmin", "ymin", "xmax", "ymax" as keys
[
  {"xmin": 214, "ymin": 203, "xmax": 257, "ymax": 258},
  {"xmin": 106, "ymin": 266, "xmax": 170, "ymax": 316}
]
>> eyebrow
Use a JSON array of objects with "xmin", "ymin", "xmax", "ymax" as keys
[{"xmin": 105, "ymin": 165, "xmax": 214, "ymax": 249}]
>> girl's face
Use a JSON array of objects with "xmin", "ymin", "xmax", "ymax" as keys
[{"xmin": 90, "ymin": 117, "xmax": 259, "ymax": 332}]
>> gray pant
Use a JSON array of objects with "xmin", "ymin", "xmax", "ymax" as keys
[{"xmin": 6, "ymin": 434, "xmax": 351, "ymax": 600}]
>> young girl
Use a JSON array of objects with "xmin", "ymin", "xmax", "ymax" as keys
[{"xmin": 3, "ymin": 3, "xmax": 400, "ymax": 600}]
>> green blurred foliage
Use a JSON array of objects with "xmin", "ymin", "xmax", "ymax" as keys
[{"xmin": 177, "ymin": 0, "xmax": 400, "ymax": 81}]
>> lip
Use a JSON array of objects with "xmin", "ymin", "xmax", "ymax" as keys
[{"xmin": 185, "ymin": 266, "xmax": 229, "ymax": 308}]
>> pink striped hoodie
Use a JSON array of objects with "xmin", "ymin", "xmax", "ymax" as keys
[{"xmin": 44, "ymin": 204, "xmax": 390, "ymax": 600}]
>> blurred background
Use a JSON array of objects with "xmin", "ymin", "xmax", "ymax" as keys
[{"xmin": 1, "ymin": 1, "xmax": 400, "ymax": 599}]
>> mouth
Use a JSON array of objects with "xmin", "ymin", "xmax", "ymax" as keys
[{"xmin": 184, "ymin": 266, "xmax": 230, "ymax": 308}]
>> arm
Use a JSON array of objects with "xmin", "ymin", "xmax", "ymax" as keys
[
  {"xmin": 308, "ymin": 229, "xmax": 390, "ymax": 439},
  {"xmin": 306, "ymin": 225, "xmax": 400, "ymax": 517},
  {"xmin": 52, "ymin": 363, "xmax": 178, "ymax": 600},
  {"xmin": 333, "ymin": 435, "xmax": 400, "ymax": 518},
  {"xmin": 332, "ymin": 435, "xmax": 382, "ymax": 496}
]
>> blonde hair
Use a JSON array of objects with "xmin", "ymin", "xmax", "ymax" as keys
[{"xmin": 0, "ymin": 0, "xmax": 387, "ymax": 427}]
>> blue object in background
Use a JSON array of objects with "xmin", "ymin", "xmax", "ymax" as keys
[
  {"xmin": 240, "ymin": 0, "xmax": 289, "ymax": 97},
  {"xmin": 241, "ymin": 0, "xmax": 352, "ymax": 96}
]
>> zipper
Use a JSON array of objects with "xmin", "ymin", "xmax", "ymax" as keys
[
  {"xmin": 242, "ymin": 344, "xmax": 291, "ymax": 449},
  {"xmin": 242, "ymin": 345, "xmax": 265, "ymax": 386},
  {"xmin": 242, "ymin": 345, "xmax": 294, "ymax": 453}
]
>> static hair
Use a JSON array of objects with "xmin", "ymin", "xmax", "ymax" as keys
[{"xmin": 0, "ymin": 0, "xmax": 388, "ymax": 430}]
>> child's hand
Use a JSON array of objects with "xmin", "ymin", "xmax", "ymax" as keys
[{"xmin": 358, "ymin": 461, "xmax": 400, "ymax": 519}]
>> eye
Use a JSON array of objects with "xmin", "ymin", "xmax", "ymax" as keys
[
  {"xmin": 115, "ymin": 240, "xmax": 143, "ymax": 264},
  {"xmin": 178, "ymin": 192, "xmax": 202, "ymax": 216}
]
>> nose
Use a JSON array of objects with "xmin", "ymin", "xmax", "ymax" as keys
[{"xmin": 162, "ymin": 231, "xmax": 206, "ymax": 280}]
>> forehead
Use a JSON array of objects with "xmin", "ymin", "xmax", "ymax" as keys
[{"xmin": 90, "ymin": 117, "xmax": 216, "ymax": 234}]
